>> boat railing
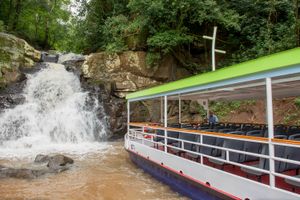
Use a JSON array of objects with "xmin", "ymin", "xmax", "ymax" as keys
[{"xmin": 127, "ymin": 124, "xmax": 300, "ymax": 190}]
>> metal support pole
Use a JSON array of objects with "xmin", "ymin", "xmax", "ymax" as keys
[
  {"xmin": 206, "ymin": 99, "xmax": 209, "ymax": 119},
  {"xmin": 266, "ymin": 77, "xmax": 275, "ymax": 188},
  {"xmin": 127, "ymin": 100, "xmax": 130, "ymax": 133},
  {"xmin": 164, "ymin": 95, "xmax": 168, "ymax": 153},
  {"xmin": 160, "ymin": 97, "xmax": 163, "ymax": 124},
  {"xmin": 212, "ymin": 26, "xmax": 217, "ymax": 71},
  {"xmin": 179, "ymin": 94, "xmax": 182, "ymax": 124},
  {"xmin": 203, "ymin": 26, "xmax": 226, "ymax": 71}
]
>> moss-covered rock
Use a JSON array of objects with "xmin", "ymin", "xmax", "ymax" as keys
[{"xmin": 0, "ymin": 32, "xmax": 41, "ymax": 87}]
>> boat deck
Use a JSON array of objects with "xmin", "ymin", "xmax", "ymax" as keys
[{"xmin": 128, "ymin": 122, "xmax": 300, "ymax": 195}]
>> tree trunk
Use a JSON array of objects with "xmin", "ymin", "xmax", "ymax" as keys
[
  {"xmin": 6, "ymin": 0, "xmax": 14, "ymax": 25},
  {"xmin": 43, "ymin": 0, "xmax": 57, "ymax": 49},
  {"xmin": 34, "ymin": 14, "xmax": 39, "ymax": 41},
  {"xmin": 12, "ymin": 0, "xmax": 22, "ymax": 31},
  {"xmin": 43, "ymin": 18, "xmax": 49, "ymax": 49}
]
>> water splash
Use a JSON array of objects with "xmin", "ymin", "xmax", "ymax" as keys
[{"xmin": 0, "ymin": 63, "xmax": 108, "ymax": 158}]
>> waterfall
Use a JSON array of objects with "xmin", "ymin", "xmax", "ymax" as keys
[{"xmin": 0, "ymin": 63, "xmax": 108, "ymax": 157}]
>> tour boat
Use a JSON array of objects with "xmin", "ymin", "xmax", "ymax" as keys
[{"xmin": 124, "ymin": 48, "xmax": 300, "ymax": 200}]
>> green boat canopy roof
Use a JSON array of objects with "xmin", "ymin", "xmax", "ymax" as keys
[{"xmin": 126, "ymin": 48, "xmax": 300, "ymax": 100}]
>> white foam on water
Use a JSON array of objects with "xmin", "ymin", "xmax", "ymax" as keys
[{"xmin": 0, "ymin": 63, "xmax": 108, "ymax": 158}]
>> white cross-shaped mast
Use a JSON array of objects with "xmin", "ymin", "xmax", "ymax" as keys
[{"xmin": 203, "ymin": 26, "xmax": 226, "ymax": 71}]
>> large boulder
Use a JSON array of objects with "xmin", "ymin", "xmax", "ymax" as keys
[
  {"xmin": 81, "ymin": 51, "xmax": 191, "ymax": 135},
  {"xmin": 82, "ymin": 51, "xmax": 190, "ymax": 98},
  {"xmin": 0, "ymin": 154, "xmax": 74, "ymax": 179},
  {"xmin": 47, "ymin": 154, "xmax": 74, "ymax": 170},
  {"xmin": 34, "ymin": 154, "xmax": 74, "ymax": 171},
  {"xmin": 0, "ymin": 32, "xmax": 41, "ymax": 87}
]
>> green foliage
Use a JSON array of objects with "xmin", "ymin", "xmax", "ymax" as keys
[
  {"xmin": 147, "ymin": 30, "xmax": 193, "ymax": 54},
  {"xmin": 146, "ymin": 52, "xmax": 161, "ymax": 67},
  {"xmin": 0, "ymin": 0, "xmax": 72, "ymax": 49},
  {"xmin": 294, "ymin": 98, "xmax": 300, "ymax": 108},
  {"xmin": 283, "ymin": 113, "xmax": 300, "ymax": 125},
  {"xmin": 210, "ymin": 101, "xmax": 241, "ymax": 119},
  {"xmin": 102, "ymin": 15, "xmax": 129, "ymax": 53},
  {"xmin": 228, "ymin": 0, "xmax": 297, "ymax": 64},
  {"xmin": 1, "ymin": 0, "xmax": 299, "ymax": 65}
]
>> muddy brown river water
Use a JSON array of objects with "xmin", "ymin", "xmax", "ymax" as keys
[{"xmin": 0, "ymin": 141, "xmax": 188, "ymax": 200}]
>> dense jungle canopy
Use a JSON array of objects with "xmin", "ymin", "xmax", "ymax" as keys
[{"xmin": 0, "ymin": 0, "xmax": 299, "ymax": 73}]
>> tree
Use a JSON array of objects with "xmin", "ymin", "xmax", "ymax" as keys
[{"xmin": 0, "ymin": 0, "xmax": 72, "ymax": 49}]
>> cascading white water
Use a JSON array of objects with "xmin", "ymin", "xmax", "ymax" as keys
[{"xmin": 0, "ymin": 63, "xmax": 108, "ymax": 158}]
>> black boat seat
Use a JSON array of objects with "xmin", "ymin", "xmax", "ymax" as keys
[
  {"xmin": 171, "ymin": 133, "xmax": 197, "ymax": 154},
  {"xmin": 153, "ymin": 129, "xmax": 165, "ymax": 142},
  {"xmin": 200, "ymin": 135, "xmax": 217, "ymax": 156},
  {"xmin": 242, "ymin": 130, "xmax": 263, "ymax": 162},
  {"xmin": 264, "ymin": 130, "xmax": 288, "ymax": 138},
  {"xmin": 288, "ymin": 133, "xmax": 300, "ymax": 140},
  {"xmin": 280, "ymin": 142, "xmax": 300, "ymax": 172},
  {"xmin": 217, "ymin": 129, "xmax": 234, "ymax": 133},
  {"xmin": 181, "ymin": 124, "xmax": 194, "ymax": 129},
  {"xmin": 167, "ymin": 131, "xmax": 179, "ymax": 144},
  {"xmin": 185, "ymin": 135, "xmax": 201, "ymax": 159},
  {"xmin": 209, "ymin": 131, "xmax": 246, "ymax": 166},
  {"xmin": 287, "ymin": 126, "xmax": 300, "ymax": 135},
  {"xmin": 241, "ymin": 135, "xmax": 290, "ymax": 180}
]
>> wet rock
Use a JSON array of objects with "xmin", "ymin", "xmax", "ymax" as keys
[
  {"xmin": 47, "ymin": 154, "xmax": 74, "ymax": 170},
  {"xmin": 0, "ymin": 154, "xmax": 74, "ymax": 179},
  {"xmin": 0, "ymin": 167, "xmax": 47, "ymax": 179},
  {"xmin": 41, "ymin": 53, "xmax": 59, "ymax": 63},
  {"xmin": 34, "ymin": 154, "xmax": 50, "ymax": 163},
  {"xmin": 0, "ymin": 63, "xmax": 44, "ymax": 111},
  {"xmin": 34, "ymin": 154, "xmax": 74, "ymax": 170},
  {"xmin": 58, "ymin": 53, "xmax": 85, "ymax": 64}
]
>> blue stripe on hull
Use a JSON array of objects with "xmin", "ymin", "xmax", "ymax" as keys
[{"xmin": 128, "ymin": 151, "xmax": 236, "ymax": 200}]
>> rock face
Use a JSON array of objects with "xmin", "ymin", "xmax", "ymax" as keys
[
  {"xmin": 0, "ymin": 32, "xmax": 41, "ymax": 88},
  {"xmin": 81, "ymin": 51, "xmax": 190, "ymax": 135},
  {"xmin": 82, "ymin": 51, "xmax": 190, "ymax": 98},
  {"xmin": 0, "ymin": 154, "xmax": 74, "ymax": 179},
  {"xmin": 0, "ymin": 62, "xmax": 44, "ymax": 110}
]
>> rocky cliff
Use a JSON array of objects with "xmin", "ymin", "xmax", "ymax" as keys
[
  {"xmin": 0, "ymin": 32, "xmax": 41, "ymax": 88},
  {"xmin": 82, "ymin": 51, "xmax": 190, "ymax": 98},
  {"xmin": 80, "ymin": 51, "xmax": 191, "ymax": 135}
]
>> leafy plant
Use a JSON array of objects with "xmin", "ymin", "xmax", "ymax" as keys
[
  {"xmin": 294, "ymin": 98, "xmax": 300, "ymax": 108},
  {"xmin": 146, "ymin": 52, "xmax": 161, "ymax": 67}
]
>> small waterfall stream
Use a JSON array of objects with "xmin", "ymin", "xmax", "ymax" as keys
[{"xmin": 0, "ymin": 62, "xmax": 107, "ymax": 157}]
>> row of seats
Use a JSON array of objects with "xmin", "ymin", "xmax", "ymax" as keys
[
  {"xmin": 152, "ymin": 124, "xmax": 300, "ymax": 190},
  {"xmin": 196, "ymin": 122, "xmax": 300, "ymax": 135},
  {"xmin": 176, "ymin": 122, "xmax": 300, "ymax": 140}
]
